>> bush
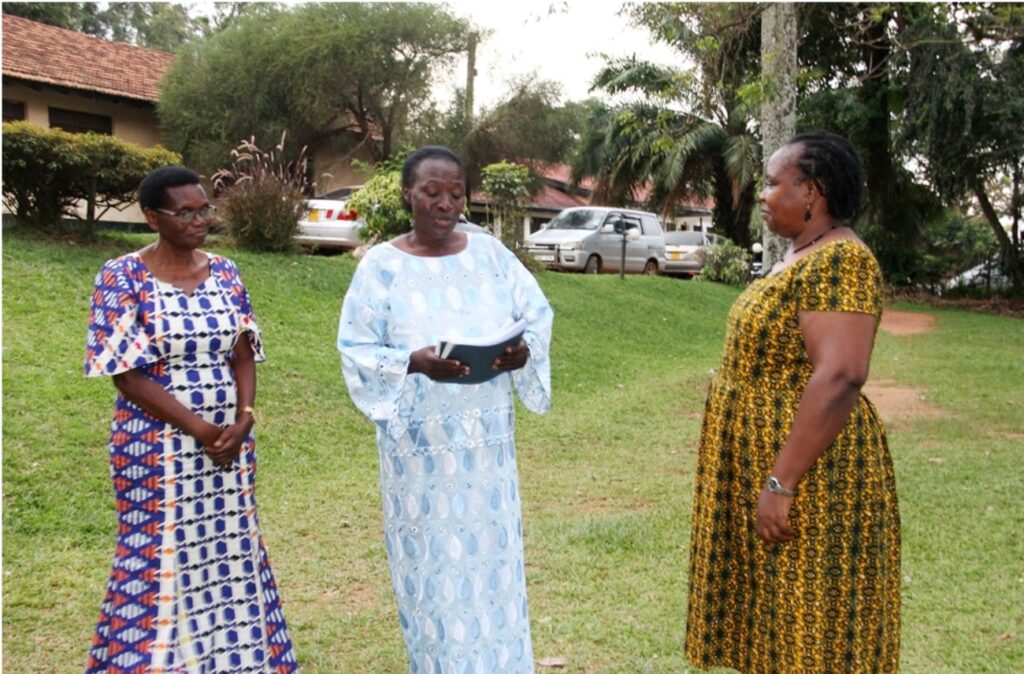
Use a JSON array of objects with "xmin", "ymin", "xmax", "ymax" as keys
[
  {"xmin": 347, "ymin": 169, "xmax": 410, "ymax": 244},
  {"xmin": 72, "ymin": 133, "xmax": 180, "ymax": 234},
  {"xmin": 1, "ymin": 121, "xmax": 179, "ymax": 230},
  {"xmin": 212, "ymin": 133, "xmax": 312, "ymax": 252},
  {"xmin": 697, "ymin": 240, "xmax": 752, "ymax": 285},
  {"xmin": 2, "ymin": 122, "xmax": 82, "ymax": 225},
  {"xmin": 480, "ymin": 161, "xmax": 531, "ymax": 250}
]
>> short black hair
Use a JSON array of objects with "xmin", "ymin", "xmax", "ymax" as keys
[
  {"xmin": 400, "ymin": 146, "xmax": 465, "ymax": 212},
  {"xmin": 138, "ymin": 166, "xmax": 201, "ymax": 211},
  {"xmin": 786, "ymin": 131, "xmax": 864, "ymax": 221}
]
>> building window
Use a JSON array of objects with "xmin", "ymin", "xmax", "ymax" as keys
[
  {"xmin": 3, "ymin": 99, "xmax": 26, "ymax": 122},
  {"xmin": 48, "ymin": 107, "xmax": 112, "ymax": 134}
]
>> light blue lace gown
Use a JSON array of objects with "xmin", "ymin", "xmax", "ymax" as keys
[{"xmin": 338, "ymin": 233, "xmax": 552, "ymax": 674}]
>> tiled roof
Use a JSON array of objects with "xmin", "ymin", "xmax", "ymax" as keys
[
  {"xmin": 2, "ymin": 14, "xmax": 175, "ymax": 103},
  {"xmin": 470, "ymin": 183, "xmax": 586, "ymax": 213},
  {"xmin": 532, "ymin": 161, "xmax": 714, "ymax": 212}
]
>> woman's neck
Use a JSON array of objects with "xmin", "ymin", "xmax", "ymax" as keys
[
  {"xmin": 140, "ymin": 240, "xmax": 202, "ymax": 271},
  {"xmin": 397, "ymin": 230, "xmax": 467, "ymax": 257}
]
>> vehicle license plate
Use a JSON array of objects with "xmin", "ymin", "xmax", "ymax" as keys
[
  {"xmin": 308, "ymin": 209, "xmax": 320, "ymax": 222},
  {"xmin": 534, "ymin": 254, "xmax": 554, "ymax": 262},
  {"xmin": 669, "ymin": 251, "xmax": 680, "ymax": 260}
]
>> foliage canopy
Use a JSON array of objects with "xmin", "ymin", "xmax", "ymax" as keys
[{"xmin": 158, "ymin": 3, "xmax": 470, "ymax": 172}]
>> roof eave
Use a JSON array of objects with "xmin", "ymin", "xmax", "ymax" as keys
[{"xmin": 2, "ymin": 74, "xmax": 158, "ymax": 108}]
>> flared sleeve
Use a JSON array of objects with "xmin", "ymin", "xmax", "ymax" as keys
[
  {"xmin": 84, "ymin": 257, "xmax": 163, "ymax": 377},
  {"xmin": 496, "ymin": 242, "xmax": 553, "ymax": 413},
  {"xmin": 337, "ymin": 250, "xmax": 417, "ymax": 439},
  {"xmin": 213, "ymin": 256, "xmax": 266, "ymax": 362},
  {"xmin": 794, "ymin": 241, "xmax": 883, "ymax": 318}
]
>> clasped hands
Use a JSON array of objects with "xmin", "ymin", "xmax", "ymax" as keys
[
  {"xmin": 408, "ymin": 339, "xmax": 530, "ymax": 380},
  {"xmin": 196, "ymin": 416, "xmax": 254, "ymax": 469}
]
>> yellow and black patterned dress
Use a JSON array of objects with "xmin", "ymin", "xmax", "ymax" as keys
[{"xmin": 685, "ymin": 240, "xmax": 900, "ymax": 673}]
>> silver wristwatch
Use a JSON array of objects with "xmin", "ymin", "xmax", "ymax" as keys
[{"xmin": 765, "ymin": 475, "xmax": 797, "ymax": 497}]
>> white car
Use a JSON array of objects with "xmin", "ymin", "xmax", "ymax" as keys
[
  {"xmin": 663, "ymin": 230, "xmax": 726, "ymax": 277},
  {"xmin": 295, "ymin": 199, "xmax": 364, "ymax": 249}
]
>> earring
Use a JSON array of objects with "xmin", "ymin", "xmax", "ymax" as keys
[{"xmin": 803, "ymin": 203, "xmax": 812, "ymax": 221}]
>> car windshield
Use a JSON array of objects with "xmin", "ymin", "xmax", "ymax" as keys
[
  {"xmin": 547, "ymin": 210, "xmax": 607, "ymax": 231},
  {"xmin": 664, "ymin": 231, "xmax": 705, "ymax": 245}
]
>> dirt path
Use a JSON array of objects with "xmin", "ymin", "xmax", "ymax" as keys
[
  {"xmin": 861, "ymin": 379, "xmax": 948, "ymax": 425},
  {"xmin": 879, "ymin": 310, "xmax": 936, "ymax": 336},
  {"xmin": 869, "ymin": 311, "xmax": 949, "ymax": 424}
]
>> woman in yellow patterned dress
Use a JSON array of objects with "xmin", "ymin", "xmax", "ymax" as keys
[{"xmin": 685, "ymin": 131, "xmax": 900, "ymax": 673}]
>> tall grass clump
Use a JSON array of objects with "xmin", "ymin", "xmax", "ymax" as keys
[{"xmin": 212, "ymin": 132, "xmax": 313, "ymax": 252}]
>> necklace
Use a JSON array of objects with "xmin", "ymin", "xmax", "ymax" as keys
[{"xmin": 790, "ymin": 225, "xmax": 836, "ymax": 255}]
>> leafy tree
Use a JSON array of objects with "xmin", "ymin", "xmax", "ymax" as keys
[
  {"xmin": 159, "ymin": 3, "xmax": 470, "ymax": 172},
  {"xmin": 409, "ymin": 77, "xmax": 585, "ymax": 197},
  {"xmin": 2, "ymin": 2, "xmax": 104, "ymax": 34},
  {"xmin": 462, "ymin": 79, "xmax": 583, "ymax": 186},
  {"xmin": 480, "ymin": 161, "xmax": 531, "ymax": 251},
  {"xmin": 797, "ymin": 3, "xmax": 1023, "ymax": 293},
  {"xmin": 795, "ymin": 4, "xmax": 934, "ymax": 285},
  {"xmin": 1, "ymin": 2, "xmax": 242, "ymax": 51},
  {"xmin": 897, "ymin": 5, "xmax": 1024, "ymax": 293},
  {"xmin": 574, "ymin": 4, "xmax": 763, "ymax": 249}
]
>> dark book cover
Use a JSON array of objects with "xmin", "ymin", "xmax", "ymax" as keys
[{"xmin": 435, "ymin": 320, "xmax": 526, "ymax": 384}]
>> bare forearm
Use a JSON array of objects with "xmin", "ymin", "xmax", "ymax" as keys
[
  {"xmin": 771, "ymin": 369, "xmax": 863, "ymax": 488},
  {"xmin": 231, "ymin": 344, "xmax": 256, "ymax": 412},
  {"xmin": 113, "ymin": 370, "xmax": 212, "ymax": 438}
]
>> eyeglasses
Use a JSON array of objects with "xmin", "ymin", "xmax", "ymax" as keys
[{"xmin": 153, "ymin": 205, "xmax": 217, "ymax": 223}]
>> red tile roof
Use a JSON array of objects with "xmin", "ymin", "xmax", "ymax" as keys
[{"xmin": 2, "ymin": 14, "xmax": 175, "ymax": 103}]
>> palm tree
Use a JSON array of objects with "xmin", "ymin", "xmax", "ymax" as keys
[{"xmin": 572, "ymin": 5, "xmax": 763, "ymax": 249}]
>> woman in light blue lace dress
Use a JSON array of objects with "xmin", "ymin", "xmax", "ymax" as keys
[{"xmin": 338, "ymin": 147, "xmax": 553, "ymax": 674}]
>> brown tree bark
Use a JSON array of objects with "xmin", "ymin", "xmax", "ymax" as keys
[{"xmin": 759, "ymin": 2, "xmax": 798, "ymax": 271}]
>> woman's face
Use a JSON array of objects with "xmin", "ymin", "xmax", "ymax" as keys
[
  {"xmin": 760, "ymin": 145, "xmax": 814, "ymax": 238},
  {"xmin": 404, "ymin": 158, "xmax": 465, "ymax": 242},
  {"xmin": 145, "ymin": 183, "xmax": 213, "ymax": 250}
]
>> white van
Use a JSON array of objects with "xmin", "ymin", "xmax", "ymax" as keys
[{"xmin": 524, "ymin": 206, "xmax": 666, "ymax": 274}]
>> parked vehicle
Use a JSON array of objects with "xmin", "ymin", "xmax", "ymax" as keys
[
  {"xmin": 295, "ymin": 198, "xmax": 364, "ymax": 249},
  {"xmin": 663, "ymin": 230, "xmax": 727, "ymax": 277},
  {"xmin": 523, "ymin": 206, "xmax": 666, "ymax": 274}
]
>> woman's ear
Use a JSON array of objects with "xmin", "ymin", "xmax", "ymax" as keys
[{"xmin": 142, "ymin": 208, "xmax": 161, "ymax": 234}]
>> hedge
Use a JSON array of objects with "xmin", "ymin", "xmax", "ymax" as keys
[{"xmin": 2, "ymin": 121, "xmax": 181, "ymax": 232}]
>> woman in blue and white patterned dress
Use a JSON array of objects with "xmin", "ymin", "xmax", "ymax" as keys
[
  {"xmin": 84, "ymin": 167, "xmax": 298, "ymax": 673},
  {"xmin": 338, "ymin": 146, "xmax": 553, "ymax": 674}
]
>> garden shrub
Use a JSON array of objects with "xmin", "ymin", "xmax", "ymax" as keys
[
  {"xmin": 697, "ymin": 240, "xmax": 752, "ymax": 285},
  {"xmin": 72, "ymin": 133, "xmax": 181, "ymax": 234},
  {"xmin": 347, "ymin": 169, "xmax": 409, "ymax": 244},
  {"xmin": 212, "ymin": 133, "xmax": 312, "ymax": 252},
  {"xmin": 2, "ymin": 121, "xmax": 83, "ymax": 226},
  {"xmin": 2, "ymin": 121, "xmax": 178, "ymax": 231}
]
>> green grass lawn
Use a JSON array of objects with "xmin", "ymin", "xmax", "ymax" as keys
[{"xmin": 3, "ymin": 227, "xmax": 1022, "ymax": 673}]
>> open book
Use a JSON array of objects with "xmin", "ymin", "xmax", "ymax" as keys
[{"xmin": 434, "ymin": 319, "xmax": 527, "ymax": 384}]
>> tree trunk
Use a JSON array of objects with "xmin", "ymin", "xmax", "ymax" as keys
[
  {"xmin": 759, "ymin": 2, "xmax": 799, "ymax": 272},
  {"xmin": 971, "ymin": 177, "xmax": 1024, "ymax": 294},
  {"xmin": 712, "ymin": 159, "xmax": 752, "ymax": 250},
  {"xmin": 85, "ymin": 176, "xmax": 98, "ymax": 239}
]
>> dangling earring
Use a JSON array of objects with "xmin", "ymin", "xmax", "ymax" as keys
[{"xmin": 803, "ymin": 203, "xmax": 812, "ymax": 221}]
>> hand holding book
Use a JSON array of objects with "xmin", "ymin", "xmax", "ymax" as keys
[{"xmin": 433, "ymin": 319, "xmax": 528, "ymax": 384}]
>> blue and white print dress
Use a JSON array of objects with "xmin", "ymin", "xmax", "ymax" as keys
[
  {"xmin": 338, "ymin": 233, "xmax": 553, "ymax": 674},
  {"xmin": 84, "ymin": 253, "xmax": 298, "ymax": 674}
]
